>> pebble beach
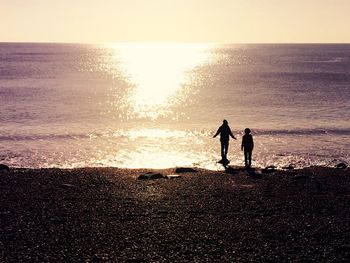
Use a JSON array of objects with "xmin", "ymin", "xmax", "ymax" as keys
[{"xmin": 1, "ymin": 166, "xmax": 350, "ymax": 262}]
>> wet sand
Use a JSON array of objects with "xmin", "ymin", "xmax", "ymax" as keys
[{"xmin": 1, "ymin": 166, "xmax": 350, "ymax": 262}]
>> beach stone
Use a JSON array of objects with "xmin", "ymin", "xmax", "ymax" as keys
[
  {"xmin": 262, "ymin": 165, "xmax": 277, "ymax": 173},
  {"xmin": 335, "ymin": 163, "xmax": 347, "ymax": 169},
  {"xmin": 0, "ymin": 164, "xmax": 10, "ymax": 172},
  {"xmin": 175, "ymin": 167, "xmax": 198, "ymax": 173},
  {"xmin": 282, "ymin": 165, "xmax": 295, "ymax": 170},
  {"xmin": 166, "ymin": 174, "xmax": 181, "ymax": 179},
  {"xmin": 138, "ymin": 172, "xmax": 164, "ymax": 180}
]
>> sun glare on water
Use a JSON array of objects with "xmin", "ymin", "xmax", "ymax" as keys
[
  {"xmin": 95, "ymin": 43, "xmax": 217, "ymax": 168},
  {"xmin": 109, "ymin": 43, "xmax": 213, "ymax": 119}
]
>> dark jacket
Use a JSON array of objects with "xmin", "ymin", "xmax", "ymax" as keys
[
  {"xmin": 241, "ymin": 134, "xmax": 254, "ymax": 151},
  {"xmin": 214, "ymin": 124, "xmax": 235, "ymax": 142}
]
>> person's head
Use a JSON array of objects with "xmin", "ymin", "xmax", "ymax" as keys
[
  {"xmin": 223, "ymin": 119, "xmax": 228, "ymax": 125},
  {"xmin": 244, "ymin": 128, "xmax": 251, "ymax": 134}
]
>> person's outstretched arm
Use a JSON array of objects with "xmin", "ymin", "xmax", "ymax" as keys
[
  {"xmin": 241, "ymin": 136, "xmax": 244, "ymax": 151},
  {"xmin": 213, "ymin": 127, "xmax": 221, "ymax": 138},
  {"xmin": 251, "ymin": 136, "xmax": 254, "ymax": 150},
  {"xmin": 229, "ymin": 129, "xmax": 237, "ymax": 140}
]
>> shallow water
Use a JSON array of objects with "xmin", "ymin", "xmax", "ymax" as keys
[{"xmin": 0, "ymin": 43, "xmax": 349, "ymax": 169}]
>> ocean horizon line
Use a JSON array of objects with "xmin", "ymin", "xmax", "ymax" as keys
[{"xmin": 1, "ymin": 41, "xmax": 350, "ymax": 45}]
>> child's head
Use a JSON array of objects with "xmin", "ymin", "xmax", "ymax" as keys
[{"xmin": 244, "ymin": 128, "xmax": 251, "ymax": 134}]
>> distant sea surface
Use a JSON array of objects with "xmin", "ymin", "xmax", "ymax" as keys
[{"xmin": 1, "ymin": 43, "xmax": 349, "ymax": 169}]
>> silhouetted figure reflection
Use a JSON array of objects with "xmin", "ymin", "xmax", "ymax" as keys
[
  {"xmin": 213, "ymin": 120, "xmax": 236, "ymax": 162},
  {"xmin": 241, "ymin": 128, "xmax": 254, "ymax": 169}
]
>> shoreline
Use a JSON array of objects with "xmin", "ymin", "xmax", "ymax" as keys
[
  {"xmin": 2, "ymin": 162, "xmax": 347, "ymax": 171},
  {"xmin": 1, "ymin": 165, "xmax": 349, "ymax": 262}
]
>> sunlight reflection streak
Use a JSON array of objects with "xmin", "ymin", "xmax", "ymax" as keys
[{"xmin": 109, "ymin": 43, "xmax": 213, "ymax": 119}]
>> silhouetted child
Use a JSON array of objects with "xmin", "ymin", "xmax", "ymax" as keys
[{"xmin": 241, "ymin": 128, "xmax": 254, "ymax": 169}]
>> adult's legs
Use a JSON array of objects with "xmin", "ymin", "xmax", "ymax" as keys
[
  {"xmin": 224, "ymin": 141, "xmax": 229, "ymax": 159},
  {"xmin": 221, "ymin": 140, "xmax": 229, "ymax": 160}
]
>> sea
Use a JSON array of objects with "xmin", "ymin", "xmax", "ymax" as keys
[{"xmin": 0, "ymin": 43, "xmax": 349, "ymax": 170}]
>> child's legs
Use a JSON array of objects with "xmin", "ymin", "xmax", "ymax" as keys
[
  {"xmin": 244, "ymin": 150, "xmax": 248, "ymax": 167},
  {"xmin": 248, "ymin": 151, "xmax": 252, "ymax": 166}
]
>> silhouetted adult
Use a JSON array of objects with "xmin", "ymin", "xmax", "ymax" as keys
[
  {"xmin": 213, "ymin": 120, "xmax": 236, "ymax": 161},
  {"xmin": 241, "ymin": 128, "xmax": 254, "ymax": 168}
]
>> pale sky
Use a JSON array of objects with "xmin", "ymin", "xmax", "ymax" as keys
[{"xmin": 1, "ymin": 0, "xmax": 350, "ymax": 43}]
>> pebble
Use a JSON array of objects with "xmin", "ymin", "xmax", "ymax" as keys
[
  {"xmin": 175, "ymin": 167, "xmax": 198, "ymax": 173},
  {"xmin": 166, "ymin": 174, "xmax": 181, "ymax": 179},
  {"xmin": 282, "ymin": 165, "xmax": 295, "ymax": 170},
  {"xmin": 335, "ymin": 163, "xmax": 347, "ymax": 169},
  {"xmin": 262, "ymin": 166, "xmax": 277, "ymax": 173},
  {"xmin": 0, "ymin": 164, "xmax": 10, "ymax": 172}
]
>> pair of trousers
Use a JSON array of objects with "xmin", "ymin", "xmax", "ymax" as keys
[
  {"xmin": 244, "ymin": 150, "xmax": 252, "ymax": 168},
  {"xmin": 221, "ymin": 140, "xmax": 229, "ymax": 159}
]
